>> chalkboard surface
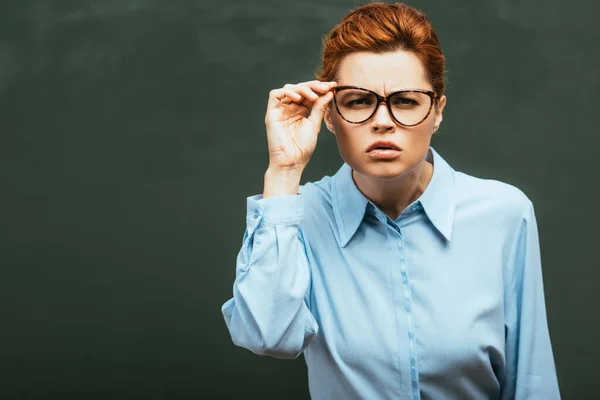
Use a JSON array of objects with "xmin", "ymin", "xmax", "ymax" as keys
[{"xmin": 1, "ymin": 0, "xmax": 599, "ymax": 398}]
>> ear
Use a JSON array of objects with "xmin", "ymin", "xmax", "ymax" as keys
[
  {"xmin": 432, "ymin": 95, "xmax": 446, "ymax": 132},
  {"xmin": 324, "ymin": 103, "xmax": 336, "ymax": 135}
]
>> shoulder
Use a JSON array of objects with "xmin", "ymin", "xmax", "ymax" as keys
[
  {"xmin": 296, "ymin": 173, "xmax": 340, "ymax": 234},
  {"xmin": 298, "ymin": 173, "xmax": 335, "ymax": 206},
  {"xmin": 453, "ymin": 170, "xmax": 534, "ymax": 221}
]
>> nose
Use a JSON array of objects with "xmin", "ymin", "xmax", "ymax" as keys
[{"xmin": 371, "ymin": 103, "xmax": 395, "ymax": 133}]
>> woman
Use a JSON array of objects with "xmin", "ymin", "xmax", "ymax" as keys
[{"xmin": 221, "ymin": 3, "xmax": 560, "ymax": 399}]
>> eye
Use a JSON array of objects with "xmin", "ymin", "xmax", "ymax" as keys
[
  {"xmin": 346, "ymin": 97, "xmax": 373, "ymax": 107},
  {"xmin": 392, "ymin": 96, "xmax": 418, "ymax": 106}
]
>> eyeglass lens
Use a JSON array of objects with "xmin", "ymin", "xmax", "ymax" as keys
[{"xmin": 335, "ymin": 89, "xmax": 432, "ymax": 125}]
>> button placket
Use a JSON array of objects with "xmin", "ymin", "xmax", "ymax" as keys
[{"xmin": 394, "ymin": 226, "xmax": 421, "ymax": 400}]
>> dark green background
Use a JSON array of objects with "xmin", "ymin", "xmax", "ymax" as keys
[{"xmin": 1, "ymin": 0, "xmax": 598, "ymax": 398}]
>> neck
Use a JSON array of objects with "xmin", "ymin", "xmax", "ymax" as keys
[{"xmin": 352, "ymin": 159, "xmax": 433, "ymax": 220}]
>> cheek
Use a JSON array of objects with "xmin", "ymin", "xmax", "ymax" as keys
[
  {"xmin": 403, "ymin": 125, "xmax": 433, "ymax": 144},
  {"xmin": 330, "ymin": 108, "xmax": 343, "ymax": 130},
  {"xmin": 399, "ymin": 127, "xmax": 434, "ymax": 163},
  {"xmin": 331, "ymin": 124, "xmax": 365, "ymax": 163},
  {"xmin": 399, "ymin": 112, "xmax": 436, "ymax": 146},
  {"xmin": 335, "ymin": 129, "xmax": 360, "ymax": 153}
]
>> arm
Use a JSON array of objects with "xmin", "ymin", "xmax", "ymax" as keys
[
  {"xmin": 221, "ymin": 173, "xmax": 318, "ymax": 359},
  {"xmin": 500, "ymin": 200, "xmax": 560, "ymax": 399}
]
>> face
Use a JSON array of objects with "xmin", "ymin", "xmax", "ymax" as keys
[{"xmin": 324, "ymin": 50, "xmax": 446, "ymax": 181}]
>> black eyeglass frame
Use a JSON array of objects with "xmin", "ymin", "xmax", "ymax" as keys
[{"xmin": 331, "ymin": 85, "xmax": 438, "ymax": 127}]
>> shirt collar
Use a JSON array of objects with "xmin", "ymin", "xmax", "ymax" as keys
[{"xmin": 332, "ymin": 147, "xmax": 456, "ymax": 247}]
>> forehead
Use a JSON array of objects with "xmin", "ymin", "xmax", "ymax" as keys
[{"xmin": 336, "ymin": 50, "xmax": 430, "ymax": 92}]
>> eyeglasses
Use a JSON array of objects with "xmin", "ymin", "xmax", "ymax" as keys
[{"xmin": 332, "ymin": 85, "xmax": 437, "ymax": 127}]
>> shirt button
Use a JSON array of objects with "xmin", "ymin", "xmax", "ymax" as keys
[{"xmin": 253, "ymin": 210, "xmax": 260, "ymax": 218}]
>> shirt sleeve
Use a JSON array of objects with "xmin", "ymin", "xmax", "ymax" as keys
[
  {"xmin": 500, "ymin": 200, "xmax": 561, "ymax": 399},
  {"xmin": 221, "ymin": 193, "xmax": 319, "ymax": 359}
]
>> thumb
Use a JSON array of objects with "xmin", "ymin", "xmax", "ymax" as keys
[{"xmin": 308, "ymin": 91, "xmax": 333, "ymax": 131}]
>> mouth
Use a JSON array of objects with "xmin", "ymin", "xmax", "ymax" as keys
[
  {"xmin": 366, "ymin": 148, "xmax": 402, "ymax": 160},
  {"xmin": 366, "ymin": 141, "xmax": 402, "ymax": 152},
  {"xmin": 369, "ymin": 146, "xmax": 397, "ymax": 151}
]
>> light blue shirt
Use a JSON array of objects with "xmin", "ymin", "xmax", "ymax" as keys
[{"xmin": 221, "ymin": 147, "xmax": 560, "ymax": 399}]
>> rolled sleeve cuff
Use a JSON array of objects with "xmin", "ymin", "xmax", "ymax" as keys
[{"xmin": 246, "ymin": 194, "xmax": 304, "ymax": 228}]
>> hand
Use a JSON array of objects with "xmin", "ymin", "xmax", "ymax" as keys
[{"xmin": 264, "ymin": 80, "xmax": 337, "ymax": 171}]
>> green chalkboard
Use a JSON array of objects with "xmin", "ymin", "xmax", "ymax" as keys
[{"xmin": 1, "ymin": 0, "xmax": 599, "ymax": 398}]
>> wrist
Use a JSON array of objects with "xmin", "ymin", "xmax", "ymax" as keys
[
  {"xmin": 263, "ymin": 167, "xmax": 304, "ymax": 198},
  {"xmin": 266, "ymin": 164, "xmax": 305, "ymax": 177}
]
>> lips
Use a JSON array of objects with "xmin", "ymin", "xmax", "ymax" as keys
[{"xmin": 366, "ymin": 140, "xmax": 402, "ymax": 152}]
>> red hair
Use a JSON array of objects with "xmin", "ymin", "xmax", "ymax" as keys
[{"xmin": 315, "ymin": 2, "xmax": 446, "ymax": 100}]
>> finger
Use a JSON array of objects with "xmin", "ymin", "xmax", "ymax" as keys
[
  {"xmin": 307, "ymin": 91, "xmax": 334, "ymax": 130},
  {"xmin": 300, "ymin": 80, "xmax": 337, "ymax": 94},
  {"xmin": 282, "ymin": 85, "xmax": 318, "ymax": 107},
  {"xmin": 290, "ymin": 84, "xmax": 333, "ymax": 106},
  {"xmin": 297, "ymin": 80, "xmax": 337, "ymax": 88},
  {"xmin": 282, "ymin": 88, "xmax": 303, "ymax": 103},
  {"xmin": 267, "ymin": 88, "xmax": 286, "ymax": 109},
  {"xmin": 294, "ymin": 85, "xmax": 319, "ymax": 103},
  {"xmin": 267, "ymin": 81, "xmax": 336, "ymax": 110},
  {"xmin": 267, "ymin": 87, "xmax": 300, "ymax": 109}
]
